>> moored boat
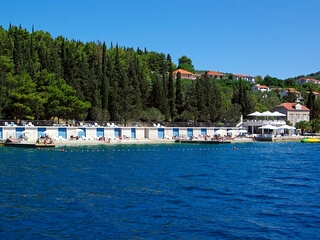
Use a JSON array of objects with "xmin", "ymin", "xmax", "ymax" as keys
[
  {"xmin": 301, "ymin": 137, "xmax": 320, "ymax": 143},
  {"xmin": 4, "ymin": 137, "xmax": 55, "ymax": 148}
]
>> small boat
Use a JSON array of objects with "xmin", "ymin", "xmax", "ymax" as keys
[
  {"xmin": 175, "ymin": 139, "xmax": 231, "ymax": 144},
  {"xmin": 301, "ymin": 137, "xmax": 320, "ymax": 143},
  {"xmin": 4, "ymin": 137, "xmax": 55, "ymax": 148}
]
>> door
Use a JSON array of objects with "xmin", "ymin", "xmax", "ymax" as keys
[
  {"xmin": 158, "ymin": 128, "xmax": 164, "ymax": 139},
  {"xmin": 97, "ymin": 128, "xmax": 104, "ymax": 138},
  {"xmin": 201, "ymin": 128, "xmax": 207, "ymax": 136},
  {"xmin": 58, "ymin": 128, "xmax": 67, "ymax": 139},
  {"xmin": 38, "ymin": 127, "xmax": 46, "ymax": 138},
  {"xmin": 187, "ymin": 128, "xmax": 193, "ymax": 138},
  {"xmin": 173, "ymin": 128, "xmax": 179, "ymax": 138},
  {"xmin": 16, "ymin": 127, "xmax": 25, "ymax": 138},
  {"xmin": 131, "ymin": 128, "xmax": 136, "ymax": 139},
  {"xmin": 114, "ymin": 128, "xmax": 119, "ymax": 137}
]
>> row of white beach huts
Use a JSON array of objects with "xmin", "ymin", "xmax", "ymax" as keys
[{"xmin": 0, "ymin": 126, "xmax": 241, "ymax": 141}]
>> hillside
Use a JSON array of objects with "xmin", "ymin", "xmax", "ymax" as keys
[
  {"xmin": 306, "ymin": 71, "xmax": 320, "ymax": 80},
  {"xmin": 0, "ymin": 24, "xmax": 237, "ymax": 124},
  {"xmin": 0, "ymin": 24, "xmax": 319, "ymax": 125}
]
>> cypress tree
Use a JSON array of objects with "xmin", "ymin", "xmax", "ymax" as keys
[
  {"xmin": 150, "ymin": 73, "xmax": 168, "ymax": 117},
  {"xmin": 116, "ymin": 45, "xmax": 130, "ymax": 124},
  {"xmin": 167, "ymin": 54, "xmax": 175, "ymax": 121},
  {"xmin": 202, "ymin": 72, "xmax": 212, "ymax": 121},
  {"xmin": 108, "ymin": 45, "xmax": 120, "ymax": 121},
  {"xmin": 12, "ymin": 27, "xmax": 23, "ymax": 75},
  {"xmin": 307, "ymin": 88, "xmax": 315, "ymax": 119},
  {"xmin": 101, "ymin": 42, "xmax": 108, "ymax": 111},
  {"xmin": 210, "ymin": 77, "xmax": 222, "ymax": 122},
  {"xmin": 127, "ymin": 55, "xmax": 143, "ymax": 120},
  {"xmin": 195, "ymin": 77, "xmax": 206, "ymax": 121},
  {"xmin": 175, "ymin": 71, "xmax": 183, "ymax": 115}
]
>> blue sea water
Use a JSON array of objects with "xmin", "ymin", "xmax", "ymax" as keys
[{"xmin": 0, "ymin": 142, "xmax": 320, "ymax": 239}]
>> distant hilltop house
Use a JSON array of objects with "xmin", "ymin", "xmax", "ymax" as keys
[
  {"xmin": 280, "ymin": 88, "xmax": 302, "ymax": 100},
  {"xmin": 172, "ymin": 69, "xmax": 196, "ymax": 80},
  {"xmin": 207, "ymin": 70, "xmax": 226, "ymax": 79},
  {"xmin": 273, "ymin": 102, "xmax": 309, "ymax": 126},
  {"xmin": 233, "ymin": 74, "xmax": 255, "ymax": 84},
  {"xmin": 296, "ymin": 77, "xmax": 320, "ymax": 87},
  {"xmin": 251, "ymin": 84, "xmax": 270, "ymax": 93},
  {"xmin": 172, "ymin": 69, "xmax": 257, "ymax": 83}
]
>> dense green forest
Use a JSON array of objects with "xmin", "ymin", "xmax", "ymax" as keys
[{"xmin": 1, "ymin": 24, "xmax": 320, "ymax": 126}]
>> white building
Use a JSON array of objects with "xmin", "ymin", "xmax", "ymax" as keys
[
  {"xmin": 251, "ymin": 84, "xmax": 270, "ymax": 93},
  {"xmin": 296, "ymin": 77, "xmax": 320, "ymax": 87},
  {"xmin": 233, "ymin": 74, "xmax": 255, "ymax": 84}
]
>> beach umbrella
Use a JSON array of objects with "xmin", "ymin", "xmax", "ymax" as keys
[
  {"xmin": 258, "ymin": 124, "xmax": 278, "ymax": 130},
  {"xmin": 247, "ymin": 111, "xmax": 262, "ymax": 117},
  {"xmin": 227, "ymin": 129, "xmax": 236, "ymax": 136},
  {"xmin": 277, "ymin": 125, "xmax": 295, "ymax": 130},
  {"xmin": 259, "ymin": 124, "xmax": 278, "ymax": 135},
  {"xmin": 261, "ymin": 111, "xmax": 273, "ymax": 117},
  {"xmin": 272, "ymin": 111, "xmax": 285, "ymax": 117},
  {"xmin": 20, "ymin": 130, "xmax": 32, "ymax": 134},
  {"xmin": 215, "ymin": 129, "xmax": 227, "ymax": 135},
  {"xmin": 42, "ymin": 130, "xmax": 54, "ymax": 137},
  {"xmin": 43, "ymin": 130, "xmax": 54, "ymax": 134},
  {"xmin": 75, "ymin": 128, "xmax": 85, "ymax": 137}
]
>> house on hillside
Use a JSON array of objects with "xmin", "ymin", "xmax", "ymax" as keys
[
  {"xmin": 296, "ymin": 77, "xmax": 320, "ymax": 87},
  {"xmin": 273, "ymin": 102, "xmax": 309, "ymax": 126},
  {"xmin": 307, "ymin": 91, "xmax": 320, "ymax": 99},
  {"xmin": 207, "ymin": 70, "xmax": 226, "ymax": 79},
  {"xmin": 280, "ymin": 88, "xmax": 302, "ymax": 102},
  {"xmin": 251, "ymin": 84, "xmax": 270, "ymax": 93},
  {"xmin": 233, "ymin": 74, "xmax": 255, "ymax": 84},
  {"xmin": 172, "ymin": 69, "xmax": 196, "ymax": 80}
]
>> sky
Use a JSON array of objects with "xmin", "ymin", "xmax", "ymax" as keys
[{"xmin": 1, "ymin": 0, "xmax": 320, "ymax": 79}]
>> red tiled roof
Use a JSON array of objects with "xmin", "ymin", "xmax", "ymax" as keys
[
  {"xmin": 307, "ymin": 91, "xmax": 320, "ymax": 95},
  {"xmin": 256, "ymin": 85, "xmax": 269, "ymax": 89},
  {"xmin": 299, "ymin": 77, "xmax": 320, "ymax": 82},
  {"xmin": 234, "ymin": 74, "xmax": 252, "ymax": 77},
  {"xmin": 207, "ymin": 70, "xmax": 225, "ymax": 76},
  {"xmin": 287, "ymin": 88, "xmax": 300, "ymax": 94},
  {"xmin": 172, "ymin": 69, "xmax": 194, "ymax": 75},
  {"xmin": 277, "ymin": 102, "xmax": 309, "ymax": 111}
]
